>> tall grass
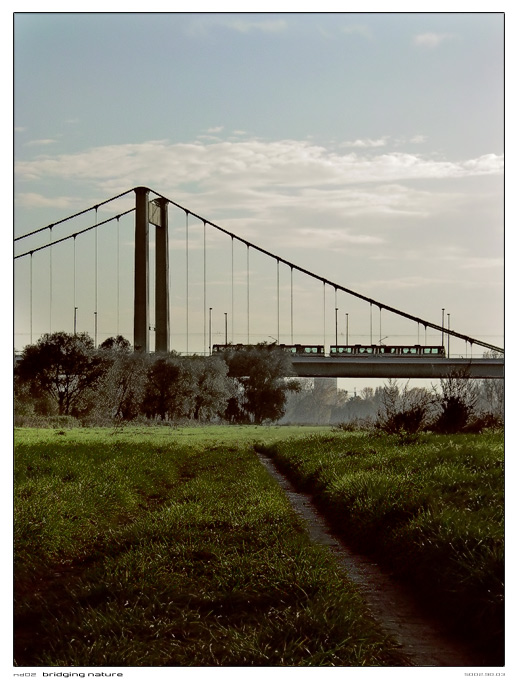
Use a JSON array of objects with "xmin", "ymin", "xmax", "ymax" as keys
[
  {"xmin": 260, "ymin": 430, "xmax": 504, "ymax": 663},
  {"xmin": 14, "ymin": 427, "xmax": 406, "ymax": 667}
]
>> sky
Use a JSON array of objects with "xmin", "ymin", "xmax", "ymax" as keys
[{"xmin": 13, "ymin": 11, "xmax": 504, "ymax": 386}]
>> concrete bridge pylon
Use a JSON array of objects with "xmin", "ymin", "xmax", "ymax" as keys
[{"xmin": 134, "ymin": 187, "xmax": 169, "ymax": 353}]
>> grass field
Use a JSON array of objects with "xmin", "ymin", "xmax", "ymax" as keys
[
  {"xmin": 14, "ymin": 425, "xmax": 408, "ymax": 667},
  {"xmin": 260, "ymin": 429, "xmax": 504, "ymax": 663}
]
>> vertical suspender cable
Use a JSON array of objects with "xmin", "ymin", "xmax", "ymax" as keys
[
  {"xmin": 95, "ymin": 207, "xmax": 98, "ymax": 346},
  {"xmin": 116, "ymin": 217, "xmax": 120, "ymax": 336},
  {"xmin": 379, "ymin": 307, "xmax": 382, "ymax": 344},
  {"xmin": 73, "ymin": 234, "xmax": 77, "ymax": 333},
  {"xmin": 277, "ymin": 259, "xmax": 280, "ymax": 344},
  {"xmin": 186, "ymin": 211, "xmax": 189, "ymax": 355},
  {"xmin": 290, "ymin": 266, "xmax": 293, "ymax": 345},
  {"xmin": 234, "ymin": 237, "xmax": 236, "ymax": 344},
  {"xmin": 247, "ymin": 244, "xmax": 250, "ymax": 344},
  {"xmin": 49, "ymin": 225, "xmax": 53, "ymax": 332},
  {"xmin": 30, "ymin": 252, "xmax": 33, "ymax": 344},
  {"xmin": 203, "ymin": 222, "xmax": 207, "ymax": 355}
]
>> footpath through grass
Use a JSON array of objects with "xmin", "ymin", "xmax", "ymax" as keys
[
  {"xmin": 14, "ymin": 425, "xmax": 406, "ymax": 667},
  {"xmin": 260, "ymin": 430, "xmax": 504, "ymax": 664}
]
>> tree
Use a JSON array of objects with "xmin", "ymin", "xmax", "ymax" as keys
[
  {"xmin": 377, "ymin": 379, "xmax": 434, "ymax": 434},
  {"xmin": 222, "ymin": 344, "xmax": 300, "ymax": 424},
  {"xmin": 141, "ymin": 354, "xmax": 183, "ymax": 421},
  {"xmin": 15, "ymin": 332, "xmax": 107, "ymax": 416},
  {"xmin": 433, "ymin": 369, "xmax": 480, "ymax": 433},
  {"xmin": 94, "ymin": 336, "xmax": 148, "ymax": 421},
  {"xmin": 187, "ymin": 356, "xmax": 232, "ymax": 421}
]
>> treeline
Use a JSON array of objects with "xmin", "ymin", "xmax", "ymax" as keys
[
  {"xmin": 283, "ymin": 373, "xmax": 504, "ymax": 433},
  {"xmin": 14, "ymin": 332, "xmax": 300, "ymax": 426}
]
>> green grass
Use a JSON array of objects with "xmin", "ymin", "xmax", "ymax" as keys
[
  {"xmin": 14, "ymin": 426, "xmax": 406, "ymax": 667},
  {"xmin": 260, "ymin": 430, "xmax": 504, "ymax": 663}
]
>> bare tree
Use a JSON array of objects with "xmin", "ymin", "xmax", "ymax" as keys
[
  {"xmin": 433, "ymin": 368, "xmax": 480, "ymax": 433},
  {"xmin": 377, "ymin": 379, "xmax": 435, "ymax": 434}
]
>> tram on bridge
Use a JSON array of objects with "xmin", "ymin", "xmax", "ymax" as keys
[{"xmin": 212, "ymin": 343, "xmax": 447, "ymax": 357}]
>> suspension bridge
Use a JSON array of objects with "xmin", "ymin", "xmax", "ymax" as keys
[{"xmin": 14, "ymin": 187, "xmax": 504, "ymax": 379}]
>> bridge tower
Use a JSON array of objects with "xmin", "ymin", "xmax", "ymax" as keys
[{"xmin": 134, "ymin": 187, "xmax": 169, "ymax": 353}]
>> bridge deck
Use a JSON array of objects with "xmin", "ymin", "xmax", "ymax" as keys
[{"xmin": 290, "ymin": 356, "xmax": 504, "ymax": 379}]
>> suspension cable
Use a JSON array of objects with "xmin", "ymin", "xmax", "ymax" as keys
[
  {"xmin": 231, "ymin": 236, "xmax": 234, "ymax": 344},
  {"xmin": 203, "ymin": 221, "xmax": 207, "ymax": 355},
  {"xmin": 277, "ymin": 259, "xmax": 280, "ymax": 344},
  {"xmin": 290, "ymin": 266, "xmax": 294, "ymax": 345},
  {"xmin": 186, "ymin": 211, "xmax": 189, "ymax": 355},
  {"xmin": 94, "ymin": 206, "xmax": 98, "ymax": 345},
  {"xmin": 247, "ymin": 244, "xmax": 250, "ymax": 345},
  {"xmin": 116, "ymin": 217, "xmax": 120, "ymax": 336},
  {"xmin": 14, "ymin": 189, "xmax": 135, "ymax": 241},
  {"xmin": 148, "ymin": 187, "xmax": 502, "ymax": 353},
  {"xmin": 29, "ymin": 252, "xmax": 33, "ymax": 344},
  {"xmin": 73, "ymin": 234, "xmax": 77, "ymax": 331},
  {"xmin": 49, "ymin": 226, "xmax": 53, "ymax": 333},
  {"xmin": 14, "ymin": 209, "xmax": 135, "ymax": 259}
]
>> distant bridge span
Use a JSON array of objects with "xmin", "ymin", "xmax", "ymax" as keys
[{"xmin": 291, "ymin": 356, "xmax": 504, "ymax": 379}]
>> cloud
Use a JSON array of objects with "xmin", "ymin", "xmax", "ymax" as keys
[
  {"xmin": 341, "ymin": 138, "xmax": 387, "ymax": 148},
  {"xmin": 15, "ymin": 192, "xmax": 82, "ymax": 210},
  {"xmin": 188, "ymin": 16, "xmax": 287, "ymax": 36},
  {"xmin": 14, "ymin": 138, "xmax": 503, "ymax": 255},
  {"xmin": 340, "ymin": 25, "xmax": 373, "ymax": 40},
  {"xmin": 16, "ymin": 139, "xmax": 502, "ymax": 192},
  {"xmin": 221, "ymin": 18, "xmax": 287, "ymax": 34},
  {"xmin": 413, "ymin": 33, "xmax": 455, "ymax": 48}
]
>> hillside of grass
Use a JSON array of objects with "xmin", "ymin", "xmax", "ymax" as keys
[
  {"xmin": 260, "ymin": 430, "xmax": 504, "ymax": 664},
  {"xmin": 14, "ymin": 426, "xmax": 406, "ymax": 667}
]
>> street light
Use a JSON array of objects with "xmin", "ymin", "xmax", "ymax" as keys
[
  {"xmin": 441, "ymin": 308, "xmax": 445, "ymax": 347},
  {"xmin": 447, "ymin": 313, "xmax": 450, "ymax": 358},
  {"xmin": 94, "ymin": 311, "xmax": 98, "ymax": 348},
  {"xmin": 224, "ymin": 313, "xmax": 228, "ymax": 345},
  {"xmin": 345, "ymin": 313, "xmax": 349, "ymax": 345},
  {"xmin": 74, "ymin": 307, "xmax": 78, "ymax": 335},
  {"xmin": 335, "ymin": 308, "xmax": 338, "ymax": 346}
]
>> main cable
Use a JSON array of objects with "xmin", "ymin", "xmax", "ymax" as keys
[{"xmin": 148, "ymin": 187, "xmax": 502, "ymax": 354}]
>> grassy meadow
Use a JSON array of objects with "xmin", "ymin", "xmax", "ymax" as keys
[
  {"xmin": 261, "ymin": 429, "xmax": 504, "ymax": 663},
  {"xmin": 14, "ymin": 425, "xmax": 407, "ymax": 667}
]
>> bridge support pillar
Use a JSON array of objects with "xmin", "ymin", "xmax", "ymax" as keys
[
  {"xmin": 154, "ymin": 198, "xmax": 169, "ymax": 353},
  {"xmin": 134, "ymin": 187, "xmax": 149, "ymax": 352}
]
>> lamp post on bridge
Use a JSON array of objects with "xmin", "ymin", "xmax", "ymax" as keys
[
  {"xmin": 345, "ymin": 313, "xmax": 349, "ymax": 345},
  {"xmin": 335, "ymin": 308, "xmax": 338, "ymax": 346},
  {"xmin": 224, "ymin": 313, "xmax": 228, "ymax": 345},
  {"xmin": 74, "ymin": 307, "xmax": 77, "ymax": 335}
]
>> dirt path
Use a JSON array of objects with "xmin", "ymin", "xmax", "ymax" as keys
[{"xmin": 256, "ymin": 451, "xmax": 483, "ymax": 667}]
